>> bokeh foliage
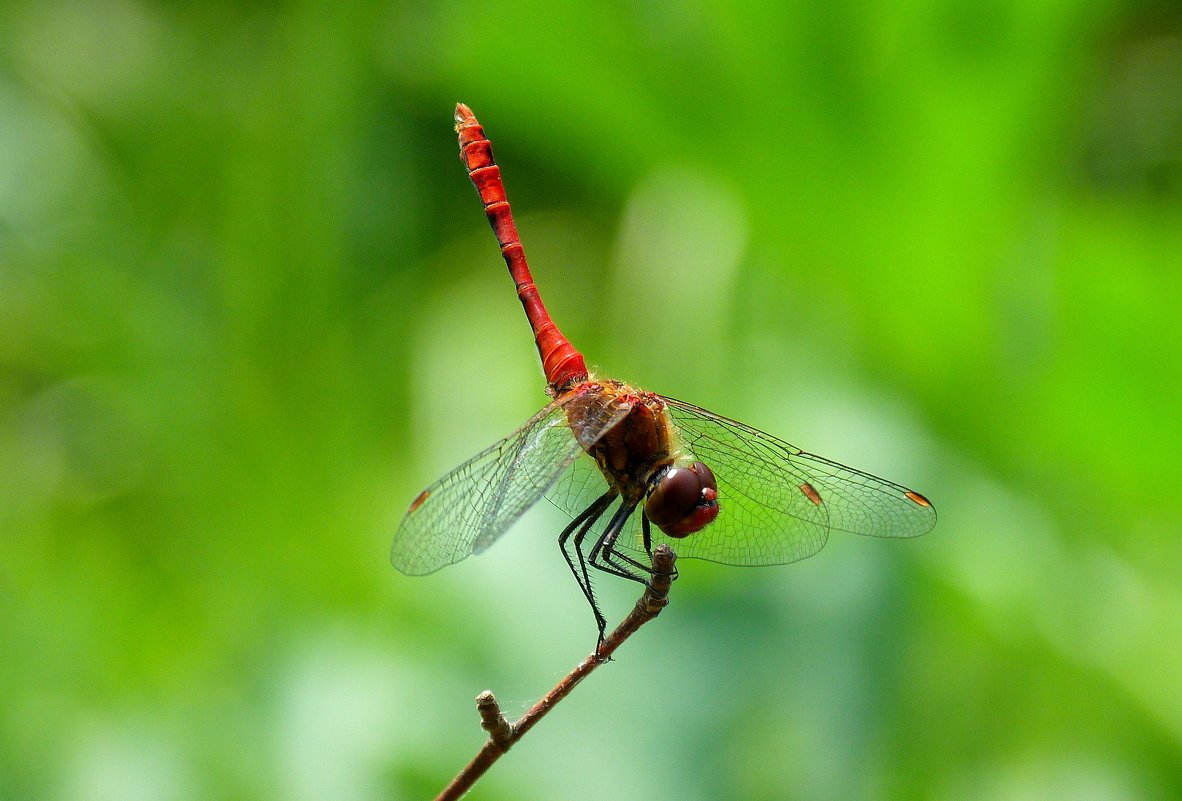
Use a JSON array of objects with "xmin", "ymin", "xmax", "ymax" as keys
[{"xmin": 1, "ymin": 1, "xmax": 1180, "ymax": 799}]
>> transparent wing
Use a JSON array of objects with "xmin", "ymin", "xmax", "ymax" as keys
[
  {"xmin": 390, "ymin": 387, "xmax": 632, "ymax": 575},
  {"xmin": 543, "ymin": 449, "xmax": 615, "ymax": 522},
  {"xmin": 613, "ymin": 397, "xmax": 937, "ymax": 567}
]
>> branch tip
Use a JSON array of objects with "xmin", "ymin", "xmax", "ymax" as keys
[{"xmin": 475, "ymin": 690, "xmax": 513, "ymax": 748}]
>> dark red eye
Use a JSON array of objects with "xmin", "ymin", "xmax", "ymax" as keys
[{"xmin": 645, "ymin": 461, "xmax": 719, "ymax": 538}]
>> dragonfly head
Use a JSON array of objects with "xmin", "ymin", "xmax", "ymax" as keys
[{"xmin": 645, "ymin": 460, "xmax": 719, "ymax": 538}]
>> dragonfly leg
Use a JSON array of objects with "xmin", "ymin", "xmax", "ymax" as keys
[
  {"xmin": 599, "ymin": 513, "xmax": 659, "ymax": 577},
  {"xmin": 559, "ymin": 491, "xmax": 615, "ymax": 640},
  {"xmin": 604, "ymin": 545, "xmax": 662, "ymax": 581},
  {"xmin": 577, "ymin": 498, "xmax": 644, "ymax": 648},
  {"xmin": 588, "ymin": 500, "xmax": 649, "ymax": 586}
]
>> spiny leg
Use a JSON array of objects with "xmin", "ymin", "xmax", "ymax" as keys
[
  {"xmin": 631, "ymin": 512, "xmax": 677, "ymax": 582},
  {"xmin": 601, "ymin": 513, "xmax": 656, "ymax": 577},
  {"xmin": 569, "ymin": 496, "xmax": 609, "ymax": 591},
  {"xmin": 594, "ymin": 508, "xmax": 681, "ymax": 587},
  {"xmin": 588, "ymin": 499, "xmax": 649, "ymax": 586},
  {"xmin": 558, "ymin": 491, "xmax": 615, "ymax": 637},
  {"xmin": 569, "ymin": 495, "xmax": 619, "ymax": 624},
  {"xmin": 574, "ymin": 497, "xmax": 641, "ymax": 644}
]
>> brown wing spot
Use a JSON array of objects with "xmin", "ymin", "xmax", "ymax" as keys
[
  {"xmin": 904, "ymin": 490, "xmax": 932, "ymax": 508},
  {"xmin": 408, "ymin": 490, "xmax": 430, "ymax": 514},
  {"xmin": 799, "ymin": 481, "xmax": 824, "ymax": 505}
]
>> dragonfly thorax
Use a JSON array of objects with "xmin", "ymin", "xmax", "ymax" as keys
[
  {"xmin": 581, "ymin": 383, "xmax": 676, "ymax": 493},
  {"xmin": 575, "ymin": 380, "xmax": 721, "ymax": 539}
]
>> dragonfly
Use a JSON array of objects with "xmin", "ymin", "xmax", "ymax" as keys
[{"xmin": 391, "ymin": 104, "xmax": 936, "ymax": 644}]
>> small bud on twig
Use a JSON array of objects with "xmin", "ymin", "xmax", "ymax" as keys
[{"xmin": 475, "ymin": 691, "xmax": 513, "ymax": 749}]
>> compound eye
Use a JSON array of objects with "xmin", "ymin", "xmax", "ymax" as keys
[{"xmin": 645, "ymin": 461, "xmax": 719, "ymax": 538}]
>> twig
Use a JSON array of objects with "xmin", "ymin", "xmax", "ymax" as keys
[{"xmin": 433, "ymin": 545, "xmax": 678, "ymax": 801}]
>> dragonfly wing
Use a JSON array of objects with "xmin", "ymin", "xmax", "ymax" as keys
[
  {"xmin": 391, "ymin": 386, "xmax": 632, "ymax": 575},
  {"xmin": 627, "ymin": 397, "xmax": 937, "ymax": 567},
  {"xmin": 543, "ymin": 449, "xmax": 613, "ymax": 519}
]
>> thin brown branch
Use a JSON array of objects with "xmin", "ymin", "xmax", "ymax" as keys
[{"xmin": 433, "ymin": 545, "xmax": 678, "ymax": 801}]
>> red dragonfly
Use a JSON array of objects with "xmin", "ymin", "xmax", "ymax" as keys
[{"xmin": 391, "ymin": 104, "xmax": 936, "ymax": 643}]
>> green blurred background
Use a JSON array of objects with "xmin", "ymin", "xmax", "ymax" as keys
[{"xmin": 2, "ymin": 1, "xmax": 1180, "ymax": 799}]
